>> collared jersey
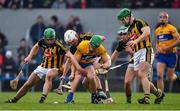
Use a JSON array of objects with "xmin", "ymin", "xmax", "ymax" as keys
[
  {"xmin": 38, "ymin": 39, "xmax": 68, "ymax": 72},
  {"xmin": 70, "ymin": 32, "xmax": 93, "ymax": 54},
  {"xmin": 74, "ymin": 40, "xmax": 108, "ymax": 64},
  {"xmin": 128, "ymin": 19, "xmax": 151, "ymax": 52},
  {"xmin": 155, "ymin": 23, "xmax": 178, "ymax": 53}
]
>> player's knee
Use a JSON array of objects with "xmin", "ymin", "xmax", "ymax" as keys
[
  {"xmin": 157, "ymin": 75, "xmax": 163, "ymax": 80},
  {"xmin": 45, "ymin": 74, "xmax": 53, "ymax": 81},
  {"xmin": 87, "ymin": 74, "xmax": 94, "ymax": 81}
]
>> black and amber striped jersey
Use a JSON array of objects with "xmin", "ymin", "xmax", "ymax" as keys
[
  {"xmin": 38, "ymin": 39, "xmax": 68, "ymax": 72},
  {"xmin": 128, "ymin": 19, "xmax": 151, "ymax": 52},
  {"xmin": 70, "ymin": 32, "xmax": 93, "ymax": 54}
]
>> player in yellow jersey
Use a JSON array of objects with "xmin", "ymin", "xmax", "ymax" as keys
[
  {"xmin": 5, "ymin": 28, "xmax": 86, "ymax": 103},
  {"xmin": 64, "ymin": 35, "xmax": 111, "ymax": 103},
  {"xmin": 155, "ymin": 12, "xmax": 180, "ymax": 93},
  {"xmin": 56, "ymin": 30, "xmax": 107, "ymax": 103},
  {"xmin": 117, "ymin": 8, "xmax": 164, "ymax": 104}
]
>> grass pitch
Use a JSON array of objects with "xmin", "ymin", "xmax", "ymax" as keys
[{"xmin": 0, "ymin": 92, "xmax": 180, "ymax": 110}]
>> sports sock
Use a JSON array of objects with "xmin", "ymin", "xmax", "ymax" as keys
[{"xmin": 66, "ymin": 92, "xmax": 74, "ymax": 102}]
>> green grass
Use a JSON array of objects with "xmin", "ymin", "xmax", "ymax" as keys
[{"xmin": 0, "ymin": 92, "xmax": 180, "ymax": 110}]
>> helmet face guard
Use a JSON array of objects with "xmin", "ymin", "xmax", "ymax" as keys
[
  {"xmin": 44, "ymin": 28, "xmax": 56, "ymax": 40},
  {"xmin": 117, "ymin": 25, "xmax": 129, "ymax": 35}
]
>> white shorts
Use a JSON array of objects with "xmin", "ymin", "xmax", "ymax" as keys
[
  {"xmin": 133, "ymin": 47, "xmax": 154, "ymax": 71},
  {"xmin": 128, "ymin": 63, "xmax": 134, "ymax": 68},
  {"xmin": 33, "ymin": 66, "xmax": 52, "ymax": 79}
]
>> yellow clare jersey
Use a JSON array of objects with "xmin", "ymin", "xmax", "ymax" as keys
[
  {"xmin": 74, "ymin": 40, "xmax": 108, "ymax": 64},
  {"xmin": 155, "ymin": 24, "xmax": 178, "ymax": 53}
]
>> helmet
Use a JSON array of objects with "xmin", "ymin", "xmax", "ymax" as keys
[
  {"xmin": 44, "ymin": 28, "xmax": 56, "ymax": 39},
  {"xmin": 117, "ymin": 8, "xmax": 131, "ymax": 20},
  {"xmin": 90, "ymin": 35, "xmax": 103, "ymax": 49},
  {"xmin": 64, "ymin": 30, "xmax": 78, "ymax": 44},
  {"xmin": 117, "ymin": 25, "xmax": 129, "ymax": 34}
]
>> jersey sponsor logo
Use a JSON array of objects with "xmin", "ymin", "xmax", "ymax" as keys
[
  {"xmin": 157, "ymin": 34, "xmax": 173, "ymax": 42},
  {"xmin": 130, "ymin": 33, "xmax": 138, "ymax": 40},
  {"xmin": 44, "ymin": 52, "xmax": 53, "ymax": 58},
  {"xmin": 81, "ymin": 55, "xmax": 96, "ymax": 60}
]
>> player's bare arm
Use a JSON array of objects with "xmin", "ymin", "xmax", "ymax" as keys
[
  {"xmin": 127, "ymin": 26, "xmax": 150, "ymax": 46},
  {"xmin": 24, "ymin": 43, "xmax": 39, "ymax": 63},
  {"xmin": 65, "ymin": 51, "xmax": 86, "ymax": 75}
]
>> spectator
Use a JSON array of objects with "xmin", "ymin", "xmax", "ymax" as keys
[
  {"xmin": 0, "ymin": 31, "xmax": 7, "ymax": 73},
  {"xmin": 8, "ymin": 0, "xmax": 22, "ymax": 9},
  {"xmin": 42, "ymin": 0, "xmax": 53, "ymax": 8},
  {"xmin": 172, "ymin": 0, "xmax": 180, "ymax": 8},
  {"xmin": 17, "ymin": 38, "xmax": 30, "ymax": 66},
  {"xmin": 80, "ymin": 0, "xmax": 87, "ymax": 9},
  {"xmin": 73, "ymin": 17, "xmax": 83, "ymax": 34},
  {"xmin": 133, "ymin": 0, "xmax": 144, "ymax": 8},
  {"xmin": 66, "ymin": 0, "xmax": 79, "ymax": 8},
  {"xmin": 51, "ymin": 0, "xmax": 66, "ymax": 9},
  {"xmin": 48, "ymin": 15, "xmax": 65, "ymax": 43},
  {"xmin": 90, "ymin": 0, "xmax": 105, "ymax": 8},
  {"xmin": 120, "ymin": 0, "xmax": 132, "ymax": 8},
  {"xmin": 0, "ymin": 31, "xmax": 8, "ymax": 49},
  {"xmin": 30, "ymin": 15, "xmax": 46, "ymax": 45},
  {"xmin": 147, "ymin": 0, "xmax": 156, "ymax": 8},
  {"xmin": 2, "ymin": 50, "xmax": 17, "ymax": 78},
  {"xmin": 105, "ymin": 0, "xmax": 121, "ymax": 8},
  {"xmin": 66, "ymin": 16, "xmax": 83, "ymax": 34},
  {"xmin": 23, "ymin": 0, "xmax": 35, "ymax": 9},
  {"xmin": 0, "ymin": 0, "xmax": 5, "ymax": 8},
  {"xmin": 66, "ymin": 15, "xmax": 76, "ymax": 30},
  {"xmin": 156, "ymin": 0, "xmax": 171, "ymax": 8}
]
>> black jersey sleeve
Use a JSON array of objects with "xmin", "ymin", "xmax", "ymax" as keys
[
  {"xmin": 55, "ymin": 40, "xmax": 68, "ymax": 53},
  {"xmin": 38, "ymin": 39, "xmax": 44, "ymax": 47},
  {"xmin": 116, "ymin": 40, "xmax": 127, "ymax": 52},
  {"xmin": 70, "ymin": 46, "xmax": 77, "ymax": 54}
]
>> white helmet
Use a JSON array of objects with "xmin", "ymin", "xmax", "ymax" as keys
[{"xmin": 64, "ymin": 30, "xmax": 78, "ymax": 44}]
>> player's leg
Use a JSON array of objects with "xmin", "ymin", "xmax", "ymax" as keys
[
  {"xmin": 39, "ymin": 68, "xmax": 58, "ymax": 103},
  {"xmin": 137, "ymin": 61, "xmax": 151, "ymax": 104},
  {"xmin": 166, "ymin": 53, "xmax": 177, "ymax": 92},
  {"xmin": 156, "ymin": 53, "xmax": 167, "ymax": 92},
  {"xmin": 157, "ymin": 63, "xmax": 166, "ymax": 92},
  {"xmin": 142, "ymin": 64, "xmax": 165, "ymax": 104},
  {"xmin": 6, "ymin": 72, "xmax": 40, "ymax": 103},
  {"xmin": 86, "ymin": 66, "xmax": 97, "ymax": 93},
  {"xmin": 95, "ymin": 76, "xmax": 107, "ymax": 100},
  {"xmin": 85, "ymin": 65, "xmax": 98, "ymax": 103},
  {"xmin": 136, "ymin": 48, "xmax": 154, "ymax": 104},
  {"xmin": 167, "ymin": 68, "xmax": 176, "ymax": 92},
  {"xmin": 124, "ymin": 65, "xmax": 136, "ymax": 103},
  {"xmin": 65, "ymin": 71, "xmax": 81, "ymax": 103},
  {"xmin": 150, "ymin": 82, "xmax": 165, "ymax": 104}
]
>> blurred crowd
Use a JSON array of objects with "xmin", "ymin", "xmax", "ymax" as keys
[
  {"xmin": 0, "ymin": 0, "xmax": 180, "ymax": 9},
  {"xmin": 0, "ymin": 14, "xmax": 83, "ymax": 80}
]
